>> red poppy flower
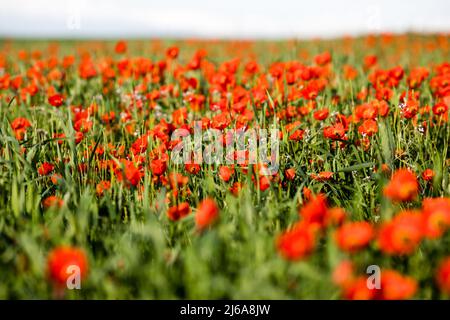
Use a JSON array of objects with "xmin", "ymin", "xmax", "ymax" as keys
[
  {"xmin": 288, "ymin": 129, "xmax": 305, "ymax": 141},
  {"xmin": 355, "ymin": 103, "xmax": 378, "ymax": 120},
  {"xmin": 96, "ymin": 180, "xmax": 111, "ymax": 197},
  {"xmin": 343, "ymin": 65, "xmax": 358, "ymax": 80},
  {"xmin": 79, "ymin": 59, "xmax": 97, "ymax": 79},
  {"xmin": 377, "ymin": 210, "xmax": 424, "ymax": 255},
  {"xmin": 48, "ymin": 94, "xmax": 64, "ymax": 107},
  {"xmin": 166, "ymin": 46, "xmax": 179, "ymax": 59},
  {"xmin": 101, "ymin": 111, "xmax": 116, "ymax": 124},
  {"xmin": 38, "ymin": 162, "xmax": 54, "ymax": 176},
  {"xmin": 115, "ymin": 160, "xmax": 142, "ymax": 187},
  {"xmin": 284, "ymin": 168, "xmax": 296, "ymax": 181},
  {"xmin": 185, "ymin": 163, "xmax": 201, "ymax": 175},
  {"xmin": 332, "ymin": 260, "xmax": 355, "ymax": 287},
  {"xmin": 131, "ymin": 134, "xmax": 150, "ymax": 155},
  {"xmin": 47, "ymin": 246, "xmax": 88, "ymax": 287},
  {"xmin": 323, "ymin": 123, "xmax": 346, "ymax": 140},
  {"xmin": 358, "ymin": 119, "xmax": 378, "ymax": 137},
  {"xmin": 400, "ymin": 99, "xmax": 419, "ymax": 119},
  {"xmin": 254, "ymin": 175, "xmax": 271, "ymax": 192},
  {"xmin": 311, "ymin": 171, "xmax": 334, "ymax": 181},
  {"xmin": 342, "ymin": 276, "xmax": 376, "ymax": 300},
  {"xmin": 421, "ymin": 168, "xmax": 434, "ymax": 181},
  {"xmin": 168, "ymin": 172, "xmax": 189, "ymax": 190},
  {"xmin": 75, "ymin": 131, "xmax": 84, "ymax": 144},
  {"xmin": 436, "ymin": 257, "xmax": 450, "ymax": 295},
  {"xmin": 383, "ymin": 168, "xmax": 418, "ymax": 202},
  {"xmin": 229, "ymin": 182, "xmax": 243, "ymax": 196},
  {"xmin": 432, "ymin": 102, "xmax": 448, "ymax": 116},
  {"xmin": 11, "ymin": 117, "xmax": 31, "ymax": 140},
  {"xmin": 302, "ymin": 187, "xmax": 312, "ymax": 201},
  {"xmin": 315, "ymin": 51, "xmax": 331, "ymax": 66},
  {"xmin": 277, "ymin": 221, "xmax": 317, "ymax": 261},
  {"xmin": 195, "ymin": 198, "xmax": 219, "ymax": 230},
  {"xmin": 167, "ymin": 202, "xmax": 191, "ymax": 221},
  {"xmin": 42, "ymin": 195, "xmax": 64, "ymax": 209},
  {"xmin": 378, "ymin": 270, "xmax": 417, "ymax": 300},
  {"xmin": 73, "ymin": 118, "xmax": 93, "ymax": 133},
  {"xmin": 364, "ymin": 55, "xmax": 377, "ymax": 69},
  {"xmin": 219, "ymin": 166, "xmax": 233, "ymax": 182},
  {"xmin": 422, "ymin": 197, "xmax": 450, "ymax": 239},
  {"xmin": 115, "ymin": 40, "xmax": 127, "ymax": 54},
  {"xmin": 325, "ymin": 207, "xmax": 347, "ymax": 226},
  {"xmin": 150, "ymin": 159, "xmax": 167, "ymax": 176},
  {"xmin": 299, "ymin": 194, "xmax": 328, "ymax": 227},
  {"xmin": 11, "ymin": 117, "xmax": 31, "ymax": 131},
  {"xmin": 313, "ymin": 108, "xmax": 329, "ymax": 121},
  {"xmin": 211, "ymin": 112, "xmax": 230, "ymax": 130},
  {"xmin": 335, "ymin": 221, "xmax": 374, "ymax": 253}
]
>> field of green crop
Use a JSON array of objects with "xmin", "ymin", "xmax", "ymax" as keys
[{"xmin": 0, "ymin": 35, "xmax": 449, "ymax": 299}]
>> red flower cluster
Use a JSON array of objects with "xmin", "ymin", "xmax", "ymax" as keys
[{"xmin": 333, "ymin": 261, "xmax": 417, "ymax": 300}]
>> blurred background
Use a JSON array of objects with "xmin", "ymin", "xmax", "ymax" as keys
[{"xmin": 0, "ymin": 0, "xmax": 449, "ymax": 39}]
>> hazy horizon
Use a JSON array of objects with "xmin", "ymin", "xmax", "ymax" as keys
[{"xmin": 0, "ymin": 0, "xmax": 449, "ymax": 39}]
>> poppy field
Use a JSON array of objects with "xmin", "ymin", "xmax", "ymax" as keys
[{"xmin": 0, "ymin": 34, "xmax": 449, "ymax": 299}]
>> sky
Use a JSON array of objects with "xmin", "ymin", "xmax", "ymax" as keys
[{"xmin": 0, "ymin": 0, "xmax": 449, "ymax": 39}]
